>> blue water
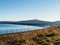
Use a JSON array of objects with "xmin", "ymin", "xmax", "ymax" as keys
[{"xmin": 0, "ymin": 24, "xmax": 49, "ymax": 34}]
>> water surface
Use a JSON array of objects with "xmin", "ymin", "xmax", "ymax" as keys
[{"xmin": 0, "ymin": 24, "xmax": 49, "ymax": 34}]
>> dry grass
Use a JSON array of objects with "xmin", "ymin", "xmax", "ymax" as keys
[{"xmin": 0, "ymin": 26, "xmax": 60, "ymax": 45}]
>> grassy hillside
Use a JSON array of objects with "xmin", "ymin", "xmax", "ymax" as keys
[{"xmin": 0, "ymin": 26, "xmax": 60, "ymax": 45}]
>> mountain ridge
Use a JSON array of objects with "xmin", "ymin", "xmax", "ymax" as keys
[{"xmin": 0, "ymin": 19, "xmax": 60, "ymax": 26}]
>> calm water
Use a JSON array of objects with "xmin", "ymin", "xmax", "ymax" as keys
[{"xmin": 0, "ymin": 24, "xmax": 49, "ymax": 34}]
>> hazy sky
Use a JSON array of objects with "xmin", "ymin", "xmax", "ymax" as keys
[{"xmin": 0, "ymin": 0, "xmax": 60, "ymax": 21}]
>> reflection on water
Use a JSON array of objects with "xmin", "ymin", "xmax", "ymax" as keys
[{"xmin": 0, "ymin": 24, "xmax": 49, "ymax": 34}]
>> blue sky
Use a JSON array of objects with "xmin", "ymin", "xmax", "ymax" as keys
[{"xmin": 0, "ymin": 0, "xmax": 60, "ymax": 21}]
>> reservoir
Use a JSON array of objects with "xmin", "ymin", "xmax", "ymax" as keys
[{"xmin": 0, "ymin": 24, "xmax": 49, "ymax": 34}]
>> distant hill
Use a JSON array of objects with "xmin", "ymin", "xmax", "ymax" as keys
[
  {"xmin": 52, "ymin": 21, "xmax": 60, "ymax": 26},
  {"xmin": 0, "ymin": 19, "xmax": 60, "ymax": 26},
  {"xmin": 0, "ymin": 19, "xmax": 52, "ymax": 26},
  {"xmin": 16, "ymin": 19, "xmax": 52, "ymax": 26}
]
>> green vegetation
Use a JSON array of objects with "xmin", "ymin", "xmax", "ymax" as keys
[{"xmin": 0, "ymin": 26, "xmax": 60, "ymax": 45}]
